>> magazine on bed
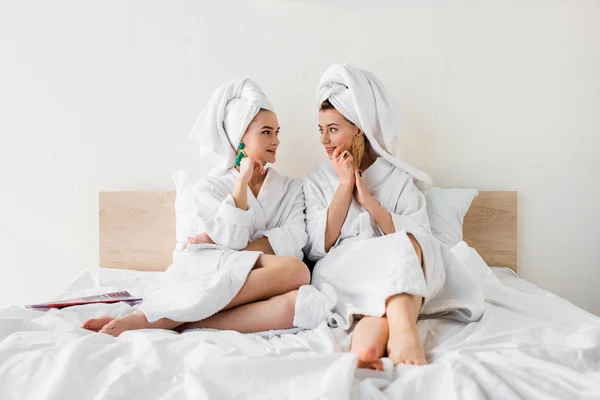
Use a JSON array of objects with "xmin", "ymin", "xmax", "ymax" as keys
[{"xmin": 25, "ymin": 290, "xmax": 143, "ymax": 309}]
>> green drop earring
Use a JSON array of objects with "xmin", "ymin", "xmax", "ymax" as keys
[
  {"xmin": 235, "ymin": 143, "xmax": 246, "ymax": 167},
  {"xmin": 235, "ymin": 143, "xmax": 267, "ymax": 167}
]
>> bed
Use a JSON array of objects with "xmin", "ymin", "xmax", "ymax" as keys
[{"xmin": 0, "ymin": 191, "xmax": 598, "ymax": 400}]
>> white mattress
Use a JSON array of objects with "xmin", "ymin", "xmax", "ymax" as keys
[{"xmin": 1, "ymin": 266, "xmax": 599, "ymax": 400}]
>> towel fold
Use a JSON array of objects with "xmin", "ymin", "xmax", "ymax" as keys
[{"xmin": 293, "ymin": 284, "xmax": 341, "ymax": 330}]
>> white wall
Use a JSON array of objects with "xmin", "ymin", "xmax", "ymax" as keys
[{"xmin": 1, "ymin": 1, "xmax": 599, "ymax": 314}]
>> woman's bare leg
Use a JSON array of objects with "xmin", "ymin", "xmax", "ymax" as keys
[
  {"xmin": 406, "ymin": 233, "xmax": 423, "ymax": 265},
  {"xmin": 386, "ymin": 293, "xmax": 426, "ymax": 365},
  {"xmin": 382, "ymin": 232, "xmax": 427, "ymax": 365},
  {"xmin": 178, "ymin": 290, "xmax": 298, "ymax": 333},
  {"xmin": 222, "ymin": 255, "xmax": 309, "ymax": 311},
  {"xmin": 95, "ymin": 312, "xmax": 178, "ymax": 336},
  {"xmin": 349, "ymin": 316, "xmax": 389, "ymax": 370},
  {"xmin": 83, "ymin": 255, "xmax": 309, "ymax": 336}
]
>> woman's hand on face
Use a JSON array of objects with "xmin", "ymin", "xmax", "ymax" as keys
[
  {"xmin": 354, "ymin": 169, "xmax": 376, "ymax": 209},
  {"xmin": 182, "ymin": 232, "xmax": 215, "ymax": 250},
  {"xmin": 332, "ymin": 145, "xmax": 355, "ymax": 187},
  {"xmin": 239, "ymin": 156, "xmax": 265, "ymax": 183}
]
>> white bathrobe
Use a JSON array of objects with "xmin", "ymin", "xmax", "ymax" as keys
[
  {"xmin": 304, "ymin": 158, "xmax": 484, "ymax": 329},
  {"xmin": 139, "ymin": 167, "xmax": 308, "ymax": 323}
]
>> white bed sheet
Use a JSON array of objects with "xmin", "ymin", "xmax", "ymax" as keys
[{"xmin": 1, "ymin": 266, "xmax": 599, "ymax": 400}]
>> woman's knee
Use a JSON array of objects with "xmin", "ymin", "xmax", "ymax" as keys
[
  {"xmin": 282, "ymin": 257, "xmax": 311, "ymax": 288},
  {"xmin": 259, "ymin": 256, "xmax": 310, "ymax": 289}
]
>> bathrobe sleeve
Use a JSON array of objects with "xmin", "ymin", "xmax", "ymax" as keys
[
  {"xmin": 303, "ymin": 171, "xmax": 341, "ymax": 261},
  {"xmin": 191, "ymin": 179, "xmax": 253, "ymax": 250},
  {"xmin": 255, "ymin": 180, "xmax": 308, "ymax": 260}
]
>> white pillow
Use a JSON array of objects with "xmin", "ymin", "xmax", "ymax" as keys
[
  {"xmin": 173, "ymin": 170, "xmax": 197, "ymax": 244},
  {"xmin": 426, "ymin": 187, "xmax": 478, "ymax": 247},
  {"xmin": 173, "ymin": 149, "xmax": 220, "ymax": 244}
]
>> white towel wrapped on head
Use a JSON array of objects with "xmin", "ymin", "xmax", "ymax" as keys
[
  {"xmin": 317, "ymin": 63, "xmax": 432, "ymax": 192},
  {"xmin": 190, "ymin": 79, "xmax": 274, "ymax": 176}
]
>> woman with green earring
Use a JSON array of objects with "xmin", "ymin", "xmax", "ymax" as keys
[{"xmin": 83, "ymin": 79, "xmax": 316, "ymax": 336}]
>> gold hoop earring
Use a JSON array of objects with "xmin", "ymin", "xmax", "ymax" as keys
[{"xmin": 351, "ymin": 134, "xmax": 365, "ymax": 170}]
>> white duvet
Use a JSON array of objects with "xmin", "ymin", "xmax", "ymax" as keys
[{"xmin": 1, "ymin": 249, "xmax": 599, "ymax": 400}]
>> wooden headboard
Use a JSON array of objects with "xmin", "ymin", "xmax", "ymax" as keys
[
  {"xmin": 463, "ymin": 191, "xmax": 517, "ymax": 271},
  {"xmin": 99, "ymin": 191, "xmax": 517, "ymax": 272}
]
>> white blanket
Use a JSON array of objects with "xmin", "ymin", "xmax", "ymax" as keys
[
  {"xmin": 2, "ymin": 260, "xmax": 599, "ymax": 400},
  {"xmin": 0, "ymin": 303, "xmax": 355, "ymax": 400},
  {"xmin": 304, "ymin": 158, "xmax": 485, "ymax": 329},
  {"xmin": 374, "ymin": 268, "xmax": 600, "ymax": 400},
  {"xmin": 139, "ymin": 167, "xmax": 308, "ymax": 323}
]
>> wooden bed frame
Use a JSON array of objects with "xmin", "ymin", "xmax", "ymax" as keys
[{"xmin": 99, "ymin": 191, "xmax": 517, "ymax": 272}]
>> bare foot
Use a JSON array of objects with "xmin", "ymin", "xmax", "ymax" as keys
[
  {"xmin": 82, "ymin": 315, "xmax": 115, "ymax": 332},
  {"xmin": 356, "ymin": 347, "xmax": 384, "ymax": 371},
  {"xmin": 387, "ymin": 326, "xmax": 427, "ymax": 365},
  {"xmin": 99, "ymin": 312, "xmax": 153, "ymax": 337}
]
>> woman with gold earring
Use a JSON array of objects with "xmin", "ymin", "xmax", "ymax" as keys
[{"xmin": 305, "ymin": 63, "xmax": 484, "ymax": 370}]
